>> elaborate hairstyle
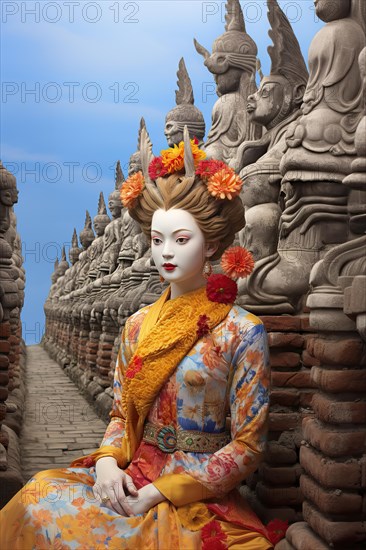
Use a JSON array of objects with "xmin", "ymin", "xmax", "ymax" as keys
[
  {"xmin": 128, "ymin": 173, "xmax": 244, "ymax": 261},
  {"xmin": 123, "ymin": 127, "xmax": 245, "ymax": 261}
]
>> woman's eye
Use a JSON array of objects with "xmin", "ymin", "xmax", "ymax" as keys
[
  {"xmin": 176, "ymin": 237, "xmax": 189, "ymax": 244},
  {"xmin": 152, "ymin": 237, "xmax": 161, "ymax": 245}
]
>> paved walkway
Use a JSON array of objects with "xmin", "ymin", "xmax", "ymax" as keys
[{"xmin": 20, "ymin": 345, "xmax": 108, "ymax": 482}]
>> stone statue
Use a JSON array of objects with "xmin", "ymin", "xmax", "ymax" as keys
[
  {"xmin": 241, "ymin": 0, "xmax": 365, "ymax": 313},
  {"xmin": 307, "ymin": 45, "xmax": 366, "ymax": 338},
  {"xmin": 87, "ymin": 193, "xmax": 110, "ymax": 281},
  {"xmin": 194, "ymin": 0, "xmax": 261, "ymax": 162},
  {"xmin": 164, "ymin": 58, "xmax": 205, "ymax": 147},
  {"xmin": 97, "ymin": 162, "xmax": 125, "ymax": 277},
  {"xmin": 233, "ymin": 0, "xmax": 308, "ymax": 311},
  {"xmin": 0, "ymin": 162, "xmax": 19, "ymax": 321}
]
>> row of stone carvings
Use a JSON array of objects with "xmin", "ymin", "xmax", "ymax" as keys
[
  {"xmin": 42, "ymin": 0, "xmax": 366, "ymax": 548},
  {"xmin": 0, "ymin": 161, "xmax": 26, "ymax": 506}
]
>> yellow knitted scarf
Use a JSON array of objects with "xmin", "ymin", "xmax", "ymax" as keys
[
  {"xmin": 121, "ymin": 285, "xmax": 231, "ymax": 461},
  {"xmin": 70, "ymin": 285, "xmax": 231, "ymax": 469}
]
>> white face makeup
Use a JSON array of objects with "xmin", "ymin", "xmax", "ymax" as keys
[{"xmin": 151, "ymin": 208, "xmax": 214, "ymax": 298}]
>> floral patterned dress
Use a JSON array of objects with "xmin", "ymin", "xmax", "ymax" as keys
[{"xmin": 1, "ymin": 302, "xmax": 273, "ymax": 550}]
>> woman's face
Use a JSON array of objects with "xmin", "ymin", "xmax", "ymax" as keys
[{"xmin": 151, "ymin": 208, "xmax": 211, "ymax": 288}]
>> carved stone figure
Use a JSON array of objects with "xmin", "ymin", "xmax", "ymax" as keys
[
  {"xmin": 242, "ymin": 0, "xmax": 365, "ymax": 313},
  {"xmin": 0, "ymin": 163, "xmax": 20, "ymax": 320},
  {"xmin": 98, "ymin": 162, "xmax": 125, "ymax": 277},
  {"xmin": 164, "ymin": 58, "xmax": 205, "ymax": 147},
  {"xmin": 194, "ymin": 0, "xmax": 261, "ymax": 162},
  {"xmin": 233, "ymin": 0, "xmax": 308, "ymax": 310},
  {"xmin": 87, "ymin": 193, "xmax": 110, "ymax": 281}
]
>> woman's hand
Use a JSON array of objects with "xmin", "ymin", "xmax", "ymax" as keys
[
  {"xmin": 93, "ymin": 456, "xmax": 138, "ymax": 516},
  {"xmin": 124, "ymin": 483, "xmax": 166, "ymax": 516}
]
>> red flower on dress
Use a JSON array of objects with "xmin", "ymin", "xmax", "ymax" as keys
[
  {"xmin": 197, "ymin": 314, "xmax": 210, "ymax": 338},
  {"xmin": 266, "ymin": 519, "xmax": 289, "ymax": 545},
  {"xmin": 82, "ymin": 457, "xmax": 95, "ymax": 468},
  {"xmin": 196, "ymin": 159, "xmax": 227, "ymax": 180},
  {"xmin": 148, "ymin": 157, "xmax": 168, "ymax": 179},
  {"xmin": 202, "ymin": 520, "xmax": 228, "ymax": 549},
  {"xmin": 126, "ymin": 356, "xmax": 143, "ymax": 379},
  {"xmin": 221, "ymin": 246, "xmax": 255, "ymax": 280},
  {"xmin": 206, "ymin": 274, "xmax": 238, "ymax": 304}
]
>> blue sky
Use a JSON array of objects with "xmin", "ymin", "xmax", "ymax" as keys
[{"xmin": 1, "ymin": 0, "xmax": 323, "ymax": 344}]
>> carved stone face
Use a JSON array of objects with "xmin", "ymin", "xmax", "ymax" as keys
[
  {"xmin": 93, "ymin": 219, "xmax": 108, "ymax": 237},
  {"xmin": 0, "ymin": 188, "xmax": 15, "ymax": 207},
  {"xmin": 214, "ymin": 66, "xmax": 242, "ymax": 96},
  {"xmin": 314, "ymin": 0, "xmax": 350, "ymax": 22},
  {"xmin": 128, "ymin": 153, "xmax": 141, "ymax": 177},
  {"xmin": 108, "ymin": 195, "xmax": 122, "ymax": 218},
  {"xmin": 164, "ymin": 120, "xmax": 183, "ymax": 147},
  {"xmin": 247, "ymin": 78, "xmax": 285, "ymax": 128}
]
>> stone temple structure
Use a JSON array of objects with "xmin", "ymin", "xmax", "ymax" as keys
[
  {"xmin": 2, "ymin": 0, "xmax": 364, "ymax": 547},
  {"xmin": 0, "ymin": 161, "xmax": 26, "ymax": 506}
]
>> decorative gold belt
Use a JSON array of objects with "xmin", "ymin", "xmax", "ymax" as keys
[{"xmin": 142, "ymin": 421, "xmax": 230, "ymax": 453}]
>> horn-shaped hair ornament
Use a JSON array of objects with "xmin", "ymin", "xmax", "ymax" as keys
[{"xmin": 121, "ymin": 125, "xmax": 244, "ymax": 208}]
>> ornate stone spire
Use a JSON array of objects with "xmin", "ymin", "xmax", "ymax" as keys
[
  {"xmin": 79, "ymin": 210, "xmax": 94, "ymax": 249},
  {"xmin": 115, "ymin": 160, "xmax": 125, "ymax": 190},
  {"xmin": 164, "ymin": 58, "xmax": 205, "ymax": 146},
  {"xmin": 93, "ymin": 192, "xmax": 111, "ymax": 236},
  {"xmin": 128, "ymin": 118, "xmax": 145, "ymax": 176},
  {"xmin": 69, "ymin": 228, "xmax": 82, "ymax": 265},
  {"xmin": 267, "ymin": 0, "xmax": 308, "ymax": 89}
]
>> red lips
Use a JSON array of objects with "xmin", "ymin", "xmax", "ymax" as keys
[{"xmin": 163, "ymin": 263, "xmax": 177, "ymax": 271}]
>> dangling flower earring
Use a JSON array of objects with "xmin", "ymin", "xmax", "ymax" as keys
[{"xmin": 203, "ymin": 260, "xmax": 213, "ymax": 280}]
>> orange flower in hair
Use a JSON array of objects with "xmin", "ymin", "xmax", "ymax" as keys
[
  {"xmin": 161, "ymin": 142, "xmax": 185, "ymax": 173},
  {"xmin": 221, "ymin": 246, "xmax": 255, "ymax": 280},
  {"xmin": 207, "ymin": 167, "xmax": 242, "ymax": 200},
  {"xmin": 120, "ymin": 171, "xmax": 145, "ymax": 208},
  {"xmin": 161, "ymin": 139, "xmax": 206, "ymax": 174}
]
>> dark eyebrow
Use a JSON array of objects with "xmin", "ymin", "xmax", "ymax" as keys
[{"xmin": 151, "ymin": 229, "xmax": 193, "ymax": 235}]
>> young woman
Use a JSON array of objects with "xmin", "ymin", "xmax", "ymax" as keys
[{"xmin": 1, "ymin": 128, "xmax": 273, "ymax": 549}]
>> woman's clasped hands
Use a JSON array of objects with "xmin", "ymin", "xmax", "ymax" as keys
[{"xmin": 93, "ymin": 456, "xmax": 164, "ymax": 516}]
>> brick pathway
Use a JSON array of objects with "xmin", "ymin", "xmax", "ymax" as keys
[{"xmin": 20, "ymin": 345, "xmax": 107, "ymax": 482}]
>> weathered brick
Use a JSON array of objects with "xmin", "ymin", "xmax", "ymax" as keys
[
  {"xmin": 0, "ymin": 342, "xmax": 10, "ymax": 354},
  {"xmin": 272, "ymin": 370, "xmax": 316, "ymax": 389},
  {"xmin": 260, "ymin": 316, "xmax": 301, "ymax": 332},
  {"xmin": 301, "ymin": 350, "xmax": 321, "ymax": 367},
  {"xmin": 307, "ymin": 336, "xmax": 366, "ymax": 367},
  {"xmin": 0, "ymin": 323, "xmax": 11, "ymax": 338},
  {"xmin": 300, "ymin": 445, "xmax": 362, "ymax": 489},
  {"xmin": 285, "ymin": 522, "xmax": 329, "ymax": 550},
  {"xmin": 268, "ymin": 333, "xmax": 304, "ymax": 349},
  {"xmin": 270, "ymin": 352, "xmax": 301, "ymax": 368},
  {"xmin": 256, "ymin": 482, "xmax": 303, "ymax": 507},
  {"xmin": 311, "ymin": 366, "xmax": 366, "ymax": 393},
  {"xmin": 0, "ymin": 355, "xmax": 10, "ymax": 369},
  {"xmin": 303, "ymin": 417, "xmax": 366, "ymax": 458},
  {"xmin": 303, "ymin": 501, "xmax": 365, "ymax": 545},
  {"xmin": 269, "ymin": 412, "xmax": 301, "ymax": 432},
  {"xmin": 265, "ymin": 441, "xmax": 298, "ymax": 465},
  {"xmin": 259, "ymin": 463, "xmax": 302, "ymax": 486},
  {"xmin": 270, "ymin": 389, "xmax": 300, "ymax": 407},
  {"xmin": 301, "ymin": 474, "xmax": 362, "ymax": 515},
  {"xmin": 312, "ymin": 393, "xmax": 366, "ymax": 424}
]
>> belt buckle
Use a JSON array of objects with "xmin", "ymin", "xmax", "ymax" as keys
[{"xmin": 156, "ymin": 425, "xmax": 177, "ymax": 453}]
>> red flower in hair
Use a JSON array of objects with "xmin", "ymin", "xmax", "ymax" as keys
[
  {"xmin": 196, "ymin": 159, "xmax": 227, "ymax": 180},
  {"xmin": 221, "ymin": 246, "xmax": 255, "ymax": 280},
  {"xmin": 201, "ymin": 520, "xmax": 227, "ymax": 549},
  {"xmin": 266, "ymin": 519, "xmax": 289, "ymax": 545},
  {"xmin": 82, "ymin": 457, "xmax": 95, "ymax": 468},
  {"xmin": 126, "ymin": 356, "xmax": 143, "ymax": 379},
  {"xmin": 206, "ymin": 274, "xmax": 237, "ymax": 304},
  {"xmin": 148, "ymin": 156, "xmax": 168, "ymax": 179}
]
